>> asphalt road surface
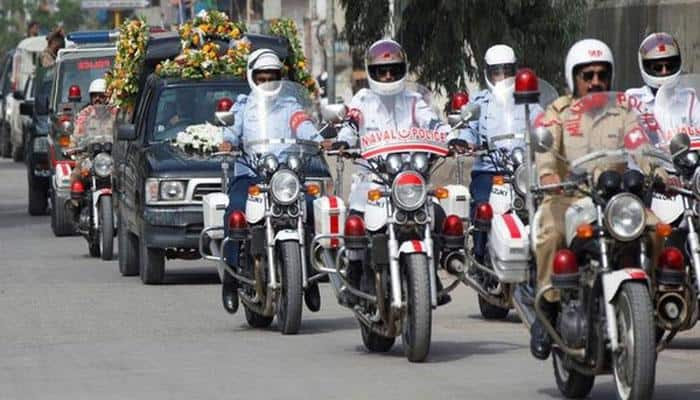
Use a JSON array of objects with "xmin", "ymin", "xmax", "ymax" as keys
[{"xmin": 1, "ymin": 158, "xmax": 698, "ymax": 400}]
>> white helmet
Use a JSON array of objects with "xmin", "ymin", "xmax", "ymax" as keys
[
  {"xmin": 564, "ymin": 39, "xmax": 614, "ymax": 94},
  {"xmin": 484, "ymin": 44, "xmax": 516, "ymax": 92},
  {"xmin": 365, "ymin": 39, "xmax": 407, "ymax": 96},
  {"xmin": 638, "ymin": 32, "xmax": 682, "ymax": 89},
  {"xmin": 88, "ymin": 78, "xmax": 106, "ymax": 95},
  {"xmin": 246, "ymin": 48, "xmax": 284, "ymax": 97}
]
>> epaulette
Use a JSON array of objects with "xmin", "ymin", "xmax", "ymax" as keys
[{"xmin": 550, "ymin": 95, "xmax": 572, "ymax": 113}]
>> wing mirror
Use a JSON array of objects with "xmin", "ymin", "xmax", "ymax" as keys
[
  {"xmin": 20, "ymin": 101, "xmax": 34, "ymax": 116},
  {"xmin": 533, "ymin": 126, "xmax": 554, "ymax": 153},
  {"xmin": 215, "ymin": 110, "xmax": 235, "ymax": 126},
  {"xmin": 13, "ymin": 90, "xmax": 25, "ymax": 101},
  {"xmin": 320, "ymin": 103, "xmax": 347, "ymax": 123},
  {"xmin": 117, "ymin": 123, "xmax": 137, "ymax": 141},
  {"xmin": 461, "ymin": 103, "xmax": 480, "ymax": 122},
  {"xmin": 318, "ymin": 124, "xmax": 337, "ymax": 139},
  {"xmin": 669, "ymin": 133, "xmax": 691, "ymax": 160}
]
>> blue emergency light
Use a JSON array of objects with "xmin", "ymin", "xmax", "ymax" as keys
[{"xmin": 67, "ymin": 31, "xmax": 119, "ymax": 44}]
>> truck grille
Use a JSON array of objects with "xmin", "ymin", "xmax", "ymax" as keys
[{"xmin": 192, "ymin": 182, "xmax": 222, "ymax": 201}]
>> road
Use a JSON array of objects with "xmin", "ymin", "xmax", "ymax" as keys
[{"xmin": 0, "ymin": 158, "xmax": 698, "ymax": 400}]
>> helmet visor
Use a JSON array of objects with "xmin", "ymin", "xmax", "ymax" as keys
[
  {"xmin": 643, "ymin": 56, "xmax": 681, "ymax": 77},
  {"xmin": 368, "ymin": 63, "xmax": 407, "ymax": 83},
  {"xmin": 487, "ymin": 63, "xmax": 516, "ymax": 84}
]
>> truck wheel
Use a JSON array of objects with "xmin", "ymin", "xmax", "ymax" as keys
[
  {"xmin": 27, "ymin": 178, "xmax": 48, "ymax": 215},
  {"xmin": 478, "ymin": 295, "xmax": 510, "ymax": 320},
  {"xmin": 0, "ymin": 126, "xmax": 11, "ymax": 158},
  {"xmin": 139, "ymin": 239, "xmax": 165, "ymax": 284},
  {"xmin": 118, "ymin": 207, "xmax": 139, "ymax": 276},
  {"xmin": 401, "ymin": 253, "xmax": 432, "ymax": 362},
  {"xmin": 12, "ymin": 144, "xmax": 23, "ymax": 162},
  {"xmin": 50, "ymin": 192, "xmax": 75, "ymax": 237},
  {"xmin": 276, "ymin": 241, "xmax": 303, "ymax": 335},
  {"xmin": 244, "ymin": 304, "xmax": 273, "ymax": 328},
  {"xmin": 99, "ymin": 196, "xmax": 114, "ymax": 260}
]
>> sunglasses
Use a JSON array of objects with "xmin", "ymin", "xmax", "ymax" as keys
[
  {"xmin": 375, "ymin": 65, "xmax": 404, "ymax": 77},
  {"xmin": 578, "ymin": 69, "xmax": 611, "ymax": 82},
  {"xmin": 648, "ymin": 60, "xmax": 680, "ymax": 74}
]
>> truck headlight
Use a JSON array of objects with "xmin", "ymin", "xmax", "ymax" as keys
[
  {"xmin": 270, "ymin": 170, "xmax": 300, "ymax": 205},
  {"xmin": 160, "ymin": 181, "xmax": 185, "ymax": 201},
  {"xmin": 93, "ymin": 152, "xmax": 113, "ymax": 177},
  {"xmin": 604, "ymin": 193, "xmax": 646, "ymax": 241}
]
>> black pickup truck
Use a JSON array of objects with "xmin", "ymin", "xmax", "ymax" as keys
[{"xmin": 116, "ymin": 32, "xmax": 296, "ymax": 284}]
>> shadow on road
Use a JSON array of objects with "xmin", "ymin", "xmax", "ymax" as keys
[
  {"xmin": 349, "ymin": 339, "xmax": 523, "ymax": 363},
  {"xmin": 299, "ymin": 315, "xmax": 359, "ymax": 334},
  {"xmin": 466, "ymin": 312, "xmax": 522, "ymax": 324},
  {"xmin": 538, "ymin": 381, "xmax": 700, "ymax": 399},
  {"xmin": 162, "ymin": 268, "xmax": 221, "ymax": 285}
]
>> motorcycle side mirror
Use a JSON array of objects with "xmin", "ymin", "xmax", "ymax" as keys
[
  {"xmin": 669, "ymin": 133, "xmax": 691, "ymax": 160},
  {"xmin": 215, "ymin": 110, "xmax": 235, "ymax": 126},
  {"xmin": 533, "ymin": 126, "xmax": 554, "ymax": 153},
  {"xmin": 117, "ymin": 123, "xmax": 137, "ymax": 141},
  {"xmin": 460, "ymin": 103, "xmax": 480, "ymax": 122},
  {"xmin": 318, "ymin": 124, "xmax": 337, "ymax": 139},
  {"xmin": 447, "ymin": 113, "xmax": 462, "ymax": 128},
  {"xmin": 320, "ymin": 103, "xmax": 347, "ymax": 123}
]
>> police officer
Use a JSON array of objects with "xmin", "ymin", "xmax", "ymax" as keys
[
  {"xmin": 219, "ymin": 48, "xmax": 325, "ymax": 311},
  {"xmin": 530, "ymin": 39, "xmax": 672, "ymax": 359}
]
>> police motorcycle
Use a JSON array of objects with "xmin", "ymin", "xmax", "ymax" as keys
[
  {"xmin": 645, "ymin": 74, "xmax": 700, "ymax": 345},
  {"xmin": 65, "ymin": 105, "xmax": 116, "ymax": 260},
  {"xmin": 440, "ymin": 78, "xmax": 558, "ymax": 321},
  {"xmin": 312, "ymin": 84, "xmax": 460, "ymax": 362},
  {"xmin": 524, "ymin": 87, "xmax": 667, "ymax": 399},
  {"xmin": 199, "ymin": 82, "xmax": 331, "ymax": 335}
]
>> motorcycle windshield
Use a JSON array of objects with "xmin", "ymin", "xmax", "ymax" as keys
[
  {"xmin": 562, "ymin": 92, "xmax": 674, "ymax": 173},
  {"xmin": 359, "ymin": 82, "xmax": 450, "ymax": 160},
  {"xmin": 653, "ymin": 74, "xmax": 700, "ymax": 149},
  {"xmin": 241, "ymin": 80, "xmax": 319, "ymax": 162},
  {"xmin": 485, "ymin": 78, "xmax": 558, "ymax": 149},
  {"xmin": 75, "ymin": 105, "xmax": 116, "ymax": 147}
]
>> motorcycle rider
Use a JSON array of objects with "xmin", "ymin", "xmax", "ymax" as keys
[
  {"xmin": 454, "ymin": 44, "xmax": 543, "ymax": 263},
  {"xmin": 71, "ymin": 78, "xmax": 116, "ymax": 148},
  {"xmin": 218, "ymin": 48, "xmax": 326, "ymax": 310},
  {"xmin": 334, "ymin": 39, "xmax": 452, "ymax": 305},
  {"xmin": 626, "ymin": 32, "xmax": 699, "ymax": 145},
  {"xmin": 530, "ymin": 38, "xmax": 672, "ymax": 360}
]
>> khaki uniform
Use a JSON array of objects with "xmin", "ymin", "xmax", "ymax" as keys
[
  {"xmin": 40, "ymin": 49, "xmax": 56, "ymax": 68},
  {"xmin": 535, "ymin": 94, "xmax": 663, "ymax": 302}
]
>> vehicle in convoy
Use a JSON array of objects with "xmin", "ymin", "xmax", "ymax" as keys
[
  {"xmin": 20, "ymin": 65, "xmax": 55, "ymax": 215},
  {"xmin": 0, "ymin": 49, "xmax": 16, "ymax": 158},
  {"xmin": 47, "ymin": 32, "xmax": 115, "ymax": 236},
  {"xmin": 7, "ymin": 36, "xmax": 47, "ymax": 162},
  {"xmin": 115, "ymin": 31, "xmax": 303, "ymax": 284}
]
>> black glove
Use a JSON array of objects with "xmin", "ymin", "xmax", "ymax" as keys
[
  {"xmin": 331, "ymin": 141, "xmax": 349, "ymax": 151},
  {"xmin": 448, "ymin": 138, "xmax": 468, "ymax": 154}
]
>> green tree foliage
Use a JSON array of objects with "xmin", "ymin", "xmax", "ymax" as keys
[
  {"xmin": 55, "ymin": 0, "xmax": 84, "ymax": 32},
  {"xmin": 344, "ymin": 0, "xmax": 587, "ymax": 93},
  {"xmin": 339, "ymin": 0, "xmax": 390, "ymax": 68}
]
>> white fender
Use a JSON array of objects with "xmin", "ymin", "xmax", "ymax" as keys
[
  {"xmin": 489, "ymin": 182, "xmax": 513, "ymax": 215},
  {"xmin": 602, "ymin": 268, "xmax": 649, "ymax": 304},
  {"xmin": 54, "ymin": 161, "xmax": 72, "ymax": 189},
  {"xmin": 92, "ymin": 188, "xmax": 112, "ymax": 209},
  {"xmin": 274, "ymin": 229, "xmax": 301, "ymax": 243},
  {"xmin": 245, "ymin": 192, "xmax": 265, "ymax": 224},
  {"xmin": 650, "ymin": 192, "xmax": 685, "ymax": 224},
  {"xmin": 398, "ymin": 240, "xmax": 427, "ymax": 256}
]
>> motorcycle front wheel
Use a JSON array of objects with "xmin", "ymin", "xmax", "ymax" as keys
[
  {"xmin": 99, "ymin": 195, "xmax": 114, "ymax": 260},
  {"xmin": 276, "ymin": 241, "xmax": 303, "ymax": 335},
  {"xmin": 402, "ymin": 253, "xmax": 431, "ymax": 362},
  {"xmin": 613, "ymin": 282, "xmax": 656, "ymax": 400}
]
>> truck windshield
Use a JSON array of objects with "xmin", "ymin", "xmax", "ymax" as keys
[
  {"xmin": 57, "ymin": 56, "xmax": 114, "ymax": 107},
  {"xmin": 152, "ymin": 85, "xmax": 239, "ymax": 142}
]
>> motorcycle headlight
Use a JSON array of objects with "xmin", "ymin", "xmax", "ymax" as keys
[
  {"xmin": 391, "ymin": 171, "xmax": 427, "ymax": 211},
  {"xmin": 262, "ymin": 154, "xmax": 279, "ymax": 174},
  {"xmin": 287, "ymin": 154, "xmax": 302, "ymax": 172},
  {"xmin": 513, "ymin": 165, "xmax": 527, "ymax": 196},
  {"xmin": 270, "ymin": 170, "xmax": 300, "ymax": 205},
  {"xmin": 93, "ymin": 152, "xmax": 113, "ymax": 178},
  {"xmin": 160, "ymin": 181, "xmax": 186, "ymax": 202},
  {"xmin": 386, "ymin": 154, "xmax": 403, "ymax": 175},
  {"xmin": 604, "ymin": 193, "xmax": 646, "ymax": 242},
  {"xmin": 411, "ymin": 153, "xmax": 429, "ymax": 174}
]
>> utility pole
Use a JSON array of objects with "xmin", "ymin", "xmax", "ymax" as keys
[{"xmin": 325, "ymin": 0, "xmax": 335, "ymax": 102}]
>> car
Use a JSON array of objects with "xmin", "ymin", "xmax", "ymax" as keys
[
  {"xmin": 47, "ymin": 33, "xmax": 116, "ymax": 236},
  {"xmin": 0, "ymin": 49, "xmax": 16, "ymax": 158},
  {"xmin": 8, "ymin": 36, "xmax": 47, "ymax": 162},
  {"xmin": 20, "ymin": 65, "xmax": 54, "ymax": 215}
]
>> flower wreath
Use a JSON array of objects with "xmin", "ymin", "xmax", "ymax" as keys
[
  {"xmin": 269, "ymin": 19, "xmax": 318, "ymax": 96},
  {"xmin": 105, "ymin": 18, "xmax": 148, "ymax": 112}
]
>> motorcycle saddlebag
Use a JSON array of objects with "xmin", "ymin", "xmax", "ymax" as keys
[
  {"xmin": 487, "ymin": 213, "xmax": 529, "ymax": 283},
  {"xmin": 314, "ymin": 195, "xmax": 346, "ymax": 248},
  {"xmin": 203, "ymin": 192, "xmax": 229, "ymax": 240}
]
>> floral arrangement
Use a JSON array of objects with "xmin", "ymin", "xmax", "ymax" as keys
[
  {"xmin": 270, "ymin": 19, "xmax": 317, "ymax": 96},
  {"xmin": 172, "ymin": 123, "xmax": 224, "ymax": 156},
  {"xmin": 105, "ymin": 18, "xmax": 148, "ymax": 111},
  {"xmin": 179, "ymin": 10, "xmax": 246, "ymax": 49}
]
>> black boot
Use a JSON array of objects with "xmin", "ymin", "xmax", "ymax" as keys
[
  {"xmin": 222, "ymin": 281, "xmax": 239, "ymax": 314},
  {"xmin": 436, "ymin": 275, "xmax": 452, "ymax": 306},
  {"xmin": 530, "ymin": 300, "xmax": 557, "ymax": 360},
  {"xmin": 304, "ymin": 282, "xmax": 321, "ymax": 312}
]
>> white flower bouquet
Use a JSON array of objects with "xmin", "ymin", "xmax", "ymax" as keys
[{"xmin": 172, "ymin": 123, "xmax": 224, "ymax": 157}]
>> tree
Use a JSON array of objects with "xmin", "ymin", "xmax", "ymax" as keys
[
  {"xmin": 55, "ymin": 0, "xmax": 84, "ymax": 32},
  {"xmin": 343, "ymin": 0, "xmax": 587, "ymax": 93},
  {"xmin": 339, "ymin": 0, "xmax": 390, "ymax": 69}
]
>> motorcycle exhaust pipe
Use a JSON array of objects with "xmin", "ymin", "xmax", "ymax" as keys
[{"xmin": 656, "ymin": 292, "xmax": 688, "ymax": 330}]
